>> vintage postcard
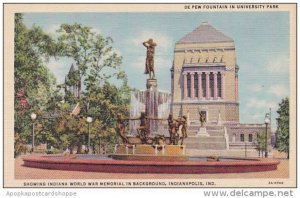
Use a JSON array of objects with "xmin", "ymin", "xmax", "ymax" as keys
[{"xmin": 3, "ymin": 3, "xmax": 297, "ymax": 188}]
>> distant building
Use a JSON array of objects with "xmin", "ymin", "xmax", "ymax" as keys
[
  {"xmin": 170, "ymin": 22, "xmax": 267, "ymax": 151},
  {"xmin": 65, "ymin": 63, "xmax": 81, "ymax": 99}
]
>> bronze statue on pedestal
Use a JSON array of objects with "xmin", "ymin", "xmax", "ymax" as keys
[{"xmin": 143, "ymin": 38, "xmax": 157, "ymax": 79}]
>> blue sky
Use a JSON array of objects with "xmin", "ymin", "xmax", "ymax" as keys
[{"xmin": 23, "ymin": 12, "xmax": 290, "ymax": 130}]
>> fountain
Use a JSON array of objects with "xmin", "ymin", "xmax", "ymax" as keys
[
  {"xmin": 22, "ymin": 38, "xmax": 280, "ymax": 174},
  {"xmin": 129, "ymin": 88, "xmax": 171, "ymax": 136}
]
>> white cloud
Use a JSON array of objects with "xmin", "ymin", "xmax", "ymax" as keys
[
  {"xmin": 91, "ymin": 27, "xmax": 101, "ymax": 35},
  {"xmin": 248, "ymin": 83, "xmax": 264, "ymax": 92},
  {"xmin": 246, "ymin": 98, "xmax": 277, "ymax": 110},
  {"xmin": 265, "ymin": 55, "xmax": 289, "ymax": 73},
  {"xmin": 268, "ymin": 84, "xmax": 289, "ymax": 97},
  {"xmin": 46, "ymin": 58, "xmax": 72, "ymax": 84},
  {"xmin": 131, "ymin": 30, "xmax": 172, "ymax": 53},
  {"xmin": 45, "ymin": 24, "xmax": 60, "ymax": 35}
]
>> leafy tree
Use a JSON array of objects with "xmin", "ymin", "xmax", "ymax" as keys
[
  {"xmin": 14, "ymin": 19, "xmax": 131, "ymax": 156},
  {"xmin": 57, "ymin": 23, "xmax": 131, "ymax": 148},
  {"xmin": 276, "ymin": 97, "xmax": 289, "ymax": 158},
  {"xmin": 14, "ymin": 13, "xmax": 59, "ymax": 155},
  {"xmin": 14, "ymin": 133, "xmax": 27, "ymax": 157},
  {"xmin": 256, "ymin": 129, "xmax": 272, "ymax": 157}
]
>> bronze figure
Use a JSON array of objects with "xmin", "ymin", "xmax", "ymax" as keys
[
  {"xmin": 143, "ymin": 38, "xmax": 157, "ymax": 79},
  {"xmin": 178, "ymin": 115, "xmax": 188, "ymax": 145},
  {"xmin": 116, "ymin": 115, "xmax": 130, "ymax": 144},
  {"xmin": 167, "ymin": 114, "xmax": 179, "ymax": 145}
]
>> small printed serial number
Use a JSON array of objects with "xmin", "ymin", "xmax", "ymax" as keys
[{"xmin": 269, "ymin": 181, "xmax": 284, "ymax": 185}]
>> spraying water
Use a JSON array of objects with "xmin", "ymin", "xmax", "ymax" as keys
[{"xmin": 129, "ymin": 88, "xmax": 171, "ymax": 136}]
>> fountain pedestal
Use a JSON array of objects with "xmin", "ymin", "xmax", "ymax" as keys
[
  {"xmin": 146, "ymin": 78, "xmax": 157, "ymax": 89},
  {"xmin": 113, "ymin": 144, "xmax": 188, "ymax": 161}
]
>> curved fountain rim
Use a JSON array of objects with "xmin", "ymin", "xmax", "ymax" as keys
[{"xmin": 22, "ymin": 154, "xmax": 280, "ymax": 167}]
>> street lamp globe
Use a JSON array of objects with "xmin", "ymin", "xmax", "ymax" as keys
[
  {"xmin": 86, "ymin": 116, "xmax": 93, "ymax": 123},
  {"xmin": 31, "ymin": 113, "xmax": 37, "ymax": 120},
  {"xmin": 264, "ymin": 113, "xmax": 270, "ymax": 124}
]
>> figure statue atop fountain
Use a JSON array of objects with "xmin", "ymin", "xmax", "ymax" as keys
[{"xmin": 143, "ymin": 38, "xmax": 157, "ymax": 79}]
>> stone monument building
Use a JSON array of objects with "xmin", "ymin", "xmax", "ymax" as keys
[
  {"xmin": 170, "ymin": 22, "xmax": 266, "ymax": 152},
  {"xmin": 171, "ymin": 22, "xmax": 239, "ymax": 124}
]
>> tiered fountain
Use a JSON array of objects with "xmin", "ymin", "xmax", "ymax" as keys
[{"xmin": 112, "ymin": 38, "xmax": 186, "ymax": 160}]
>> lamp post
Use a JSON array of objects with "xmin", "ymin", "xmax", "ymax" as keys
[
  {"xmin": 86, "ymin": 116, "xmax": 93, "ymax": 153},
  {"xmin": 264, "ymin": 113, "xmax": 270, "ymax": 158},
  {"xmin": 30, "ymin": 113, "xmax": 37, "ymax": 152}
]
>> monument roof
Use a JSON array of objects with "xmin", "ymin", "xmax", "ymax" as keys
[{"xmin": 177, "ymin": 22, "xmax": 234, "ymax": 44}]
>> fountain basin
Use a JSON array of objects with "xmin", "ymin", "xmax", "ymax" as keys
[{"xmin": 22, "ymin": 154, "xmax": 280, "ymax": 174}]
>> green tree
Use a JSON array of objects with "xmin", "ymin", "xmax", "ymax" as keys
[
  {"xmin": 256, "ymin": 129, "xmax": 272, "ymax": 157},
  {"xmin": 276, "ymin": 97, "xmax": 289, "ymax": 158},
  {"xmin": 53, "ymin": 102, "xmax": 86, "ymax": 153},
  {"xmin": 14, "ymin": 13, "xmax": 59, "ymax": 156},
  {"xmin": 56, "ymin": 23, "xmax": 131, "ymax": 149},
  {"xmin": 14, "ymin": 133, "xmax": 27, "ymax": 157}
]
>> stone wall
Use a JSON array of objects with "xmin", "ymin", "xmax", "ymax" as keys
[{"xmin": 172, "ymin": 102, "xmax": 239, "ymax": 123}]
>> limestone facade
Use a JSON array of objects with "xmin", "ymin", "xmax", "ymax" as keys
[
  {"xmin": 171, "ymin": 22, "xmax": 239, "ymax": 124},
  {"xmin": 170, "ymin": 22, "xmax": 266, "ymax": 149}
]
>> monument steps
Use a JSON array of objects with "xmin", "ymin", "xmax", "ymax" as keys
[
  {"xmin": 185, "ymin": 139, "xmax": 227, "ymax": 150},
  {"xmin": 185, "ymin": 124, "xmax": 227, "ymax": 150},
  {"xmin": 192, "ymin": 136, "xmax": 225, "ymax": 142}
]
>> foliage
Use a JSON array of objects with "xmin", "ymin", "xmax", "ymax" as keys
[
  {"xmin": 14, "ymin": 133, "xmax": 27, "ymax": 157},
  {"xmin": 14, "ymin": 13, "xmax": 60, "ymax": 157},
  {"xmin": 57, "ymin": 23, "xmax": 123, "ymax": 81},
  {"xmin": 57, "ymin": 23, "xmax": 131, "ymax": 150},
  {"xmin": 256, "ymin": 128, "xmax": 272, "ymax": 154},
  {"xmin": 276, "ymin": 97, "xmax": 289, "ymax": 158},
  {"xmin": 14, "ymin": 18, "xmax": 131, "ymax": 156},
  {"xmin": 33, "ymin": 149, "xmax": 64, "ymax": 154},
  {"xmin": 46, "ymin": 149, "xmax": 64, "ymax": 154}
]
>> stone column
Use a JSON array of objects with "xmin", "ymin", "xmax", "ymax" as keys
[
  {"xmin": 191, "ymin": 73, "xmax": 195, "ymax": 99},
  {"xmin": 183, "ymin": 73, "xmax": 187, "ymax": 99},
  {"xmin": 198, "ymin": 73, "xmax": 202, "ymax": 99},
  {"xmin": 221, "ymin": 73, "xmax": 225, "ymax": 99},
  {"xmin": 206, "ymin": 72, "xmax": 210, "ymax": 100},
  {"xmin": 235, "ymin": 76, "xmax": 239, "ymax": 101},
  {"xmin": 214, "ymin": 72, "xmax": 218, "ymax": 100}
]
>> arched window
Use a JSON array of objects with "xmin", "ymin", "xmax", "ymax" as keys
[{"xmin": 232, "ymin": 133, "xmax": 236, "ymax": 142}]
